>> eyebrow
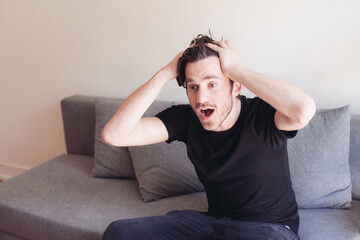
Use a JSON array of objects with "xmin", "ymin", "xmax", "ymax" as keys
[{"xmin": 186, "ymin": 74, "xmax": 221, "ymax": 83}]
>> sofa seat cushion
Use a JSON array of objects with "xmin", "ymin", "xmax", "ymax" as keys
[
  {"xmin": 0, "ymin": 154, "xmax": 207, "ymax": 240},
  {"xmin": 0, "ymin": 230, "xmax": 27, "ymax": 240},
  {"xmin": 298, "ymin": 200, "xmax": 360, "ymax": 240}
]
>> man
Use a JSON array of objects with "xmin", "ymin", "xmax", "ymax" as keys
[{"xmin": 102, "ymin": 34, "xmax": 316, "ymax": 240}]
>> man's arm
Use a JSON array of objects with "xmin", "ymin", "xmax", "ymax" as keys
[
  {"xmin": 102, "ymin": 51, "xmax": 183, "ymax": 147},
  {"xmin": 206, "ymin": 40, "xmax": 316, "ymax": 131}
]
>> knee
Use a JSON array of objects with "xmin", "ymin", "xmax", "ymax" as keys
[{"xmin": 103, "ymin": 220, "xmax": 133, "ymax": 240}]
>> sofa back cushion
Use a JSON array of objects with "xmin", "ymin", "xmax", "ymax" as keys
[
  {"xmin": 86, "ymin": 96, "xmax": 203, "ymax": 200},
  {"xmin": 288, "ymin": 105, "xmax": 352, "ymax": 208},
  {"xmin": 127, "ymin": 100, "xmax": 204, "ymax": 202},
  {"xmin": 61, "ymin": 95, "xmax": 358, "ymax": 205},
  {"xmin": 91, "ymin": 98, "xmax": 135, "ymax": 179}
]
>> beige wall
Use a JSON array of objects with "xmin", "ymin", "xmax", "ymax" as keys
[{"xmin": 1, "ymin": 0, "xmax": 359, "ymax": 176}]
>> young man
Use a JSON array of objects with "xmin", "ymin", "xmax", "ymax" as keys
[{"xmin": 102, "ymin": 34, "xmax": 316, "ymax": 240}]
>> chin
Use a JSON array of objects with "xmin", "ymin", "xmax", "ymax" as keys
[{"xmin": 200, "ymin": 122, "xmax": 217, "ymax": 131}]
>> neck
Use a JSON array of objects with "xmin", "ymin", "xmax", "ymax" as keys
[{"xmin": 215, "ymin": 97, "xmax": 242, "ymax": 132}]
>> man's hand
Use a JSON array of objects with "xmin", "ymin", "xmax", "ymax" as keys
[
  {"xmin": 160, "ymin": 43, "xmax": 196, "ymax": 81},
  {"xmin": 206, "ymin": 40, "xmax": 244, "ymax": 81},
  {"xmin": 160, "ymin": 51, "xmax": 184, "ymax": 80}
]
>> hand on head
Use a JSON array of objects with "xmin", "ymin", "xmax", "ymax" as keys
[{"xmin": 205, "ymin": 40, "xmax": 243, "ymax": 80}]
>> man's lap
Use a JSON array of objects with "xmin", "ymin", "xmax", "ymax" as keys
[{"xmin": 103, "ymin": 210, "xmax": 299, "ymax": 240}]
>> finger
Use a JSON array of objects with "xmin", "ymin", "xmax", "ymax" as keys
[
  {"xmin": 225, "ymin": 40, "xmax": 235, "ymax": 48},
  {"xmin": 212, "ymin": 40, "xmax": 228, "ymax": 48},
  {"xmin": 205, "ymin": 42, "xmax": 223, "ymax": 53},
  {"xmin": 222, "ymin": 40, "xmax": 233, "ymax": 48}
]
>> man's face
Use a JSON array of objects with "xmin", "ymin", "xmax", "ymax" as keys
[{"xmin": 185, "ymin": 56, "xmax": 239, "ymax": 132}]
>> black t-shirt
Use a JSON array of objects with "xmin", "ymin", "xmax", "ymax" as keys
[{"xmin": 155, "ymin": 95, "xmax": 299, "ymax": 233}]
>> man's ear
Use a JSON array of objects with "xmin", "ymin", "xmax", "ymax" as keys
[{"xmin": 233, "ymin": 82, "xmax": 242, "ymax": 98}]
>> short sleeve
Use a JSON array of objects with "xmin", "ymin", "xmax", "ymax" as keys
[
  {"xmin": 280, "ymin": 129, "xmax": 297, "ymax": 139},
  {"xmin": 251, "ymin": 97, "xmax": 297, "ymax": 146},
  {"xmin": 155, "ymin": 105, "xmax": 191, "ymax": 143}
]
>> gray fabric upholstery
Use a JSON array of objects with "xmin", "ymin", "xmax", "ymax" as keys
[
  {"xmin": 0, "ymin": 154, "xmax": 207, "ymax": 240},
  {"xmin": 0, "ymin": 231, "xmax": 27, "ymax": 240},
  {"xmin": 61, "ymin": 95, "xmax": 96, "ymax": 156},
  {"xmin": 288, "ymin": 106, "xmax": 352, "ymax": 209},
  {"xmin": 298, "ymin": 200, "xmax": 360, "ymax": 240},
  {"xmin": 2, "ymin": 95, "xmax": 359, "ymax": 240},
  {"xmin": 350, "ymin": 115, "xmax": 360, "ymax": 200},
  {"xmin": 1, "ymin": 154, "xmax": 359, "ymax": 240},
  {"xmin": 91, "ymin": 98, "xmax": 135, "ymax": 179},
  {"xmin": 142, "ymin": 99, "xmax": 181, "ymax": 118},
  {"xmin": 129, "ymin": 141, "xmax": 204, "ymax": 202}
]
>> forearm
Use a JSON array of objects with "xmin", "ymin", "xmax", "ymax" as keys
[
  {"xmin": 102, "ymin": 70, "xmax": 170, "ymax": 145},
  {"xmin": 231, "ymin": 67, "xmax": 316, "ymax": 125}
]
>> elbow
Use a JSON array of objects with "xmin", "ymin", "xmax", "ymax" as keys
[
  {"xmin": 101, "ymin": 127, "xmax": 113, "ymax": 145},
  {"xmin": 295, "ymin": 96, "xmax": 316, "ymax": 128},
  {"xmin": 101, "ymin": 126, "xmax": 122, "ymax": 147},
  {"xmin": 101, "ymin": 128, "xmax": 110, "ymax": 144}
]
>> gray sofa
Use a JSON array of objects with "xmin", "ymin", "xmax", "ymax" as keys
[{"xmin": 0, "ymin": 94, "xmax": 359, "ymax": 240}]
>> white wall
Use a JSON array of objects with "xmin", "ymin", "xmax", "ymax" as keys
[{"xmin": 1, "ymin": 0, "xmax": 359, "ymax": 175}]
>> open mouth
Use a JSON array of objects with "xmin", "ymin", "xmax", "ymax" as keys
[{"xmin": 200, "ymin": 108, "xmax": 214, "ymax": 118}]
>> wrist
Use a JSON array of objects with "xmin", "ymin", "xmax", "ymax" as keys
[
  {"xmin": 154, "ymin": 69, "xmax": 174, "ymax": 85},
  {"xmin": 228, "ymin": 65, "xmax": 247, "ymax": 83},
  {"xmin": 157, "ymin": 67, "xmax": 177, "ymax": 82}
]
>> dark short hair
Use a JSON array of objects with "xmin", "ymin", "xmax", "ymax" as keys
[{"xmin": 176, "ymin": 34, "xmax": 219, "ymax": 88}]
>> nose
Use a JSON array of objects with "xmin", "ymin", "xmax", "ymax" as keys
[{"xmin": 196, "ymin": 87, "xmax": 210, "ymax": 105}]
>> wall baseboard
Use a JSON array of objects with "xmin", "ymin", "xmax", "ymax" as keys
[{"xmin": 0, "ymin": 162, "xmax": 29, "ymax": 180}]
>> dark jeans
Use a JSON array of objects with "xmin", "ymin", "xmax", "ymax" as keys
[{"xmin": 103, "ymin": 210, "xmax": 300, "ymax": 240}]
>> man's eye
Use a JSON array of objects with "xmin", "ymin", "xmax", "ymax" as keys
[
  {"xmin": 210, "ymin": 83, "xmax": 217, "ymax": 88},
  {"xmin": 189, "ymin": 85, "xmax": 198, "ymax": 90}
]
